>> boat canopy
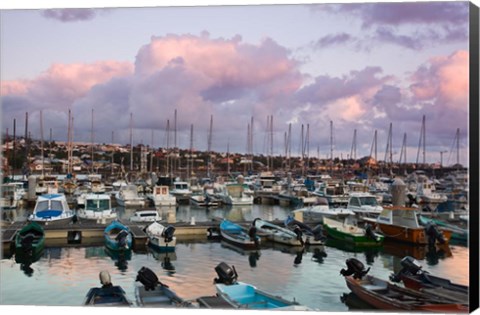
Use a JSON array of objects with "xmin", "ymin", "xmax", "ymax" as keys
[{"xmin": 377, "ymin": 207, "xmax": 420, "ymax": 228}]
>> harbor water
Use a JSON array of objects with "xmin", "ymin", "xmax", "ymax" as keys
[{"xmin": 0, "ymin": 204, "xmax": 470, "ymax": 311}]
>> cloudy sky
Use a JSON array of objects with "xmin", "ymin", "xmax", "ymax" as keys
[{"xmin": 1, "ymin": 0, "xmax": 473, "ymax": 166}]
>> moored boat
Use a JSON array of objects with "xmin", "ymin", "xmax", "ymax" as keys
[
  {"xmin": 340, "ymin": 258, "xmax": 468, "ymax": 312},
  {"xmin": 253, "ymin": 218, "xmax": 305, "ymax": 246},
  {"xmin": 372, "ymin": 207, "xmax": 452, "ymax": 245},
  {"xmin": 147, "ymin": 185, "xmax": 176, "ymax": 207},
  {"xmin": 84, "ymin": 271, "xmax": 132, "ymax": 306},
  {"xmin": 292, "ymin": 197, "xmax": 355, "ymax": 223},
  {"xmin": 390, "ymin": 256, "xmax": 469, "ymax": 303},
  {"xmin": 213, "ymin": 262, "xmax": 307, "ymax": 310},
  {"xmin": 418, "ymin": 215, "xmax": 468, "ymax": 244},
  {"xmin": 284, "ymin": 216, "xmax": 325, "ymax": 245},
  {"xmin": 323, "ymin": 217, "xmax": 384, "ymax": 246},
  {"xmin": 29, "ymin": 193, "xmax": 75, "ymax": 225},
  {"xmin": 104, "ymin": 220, "xmax": 132, "ymax": 252},
  {"xmin": 115, "ymin": 184, "xmax": 147, "ymax": 208},
  {"xmin": 15, "ymin": 221, "xmax": 45, "ymax": 256},
  {"xmin": 76, "ymin": 193, "xmax": 116, "ymax": 223},
  {"xmin": 129, "ymin": 209, "xmax": 161, "ymax": 223},
  {"xmin": 145, "ymin": 221, "xmax": 176, "ymax": 252},
  {"xmin": 134, "ymin": 266, "xmax": 191, "ymax": 307},
  {"xmin": 219, "ymin": 219, "xmax": 260, "ymax": 249}
]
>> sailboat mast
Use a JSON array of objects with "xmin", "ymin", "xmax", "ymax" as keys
[
  {"xmin": 91, "ymin": 108, "xmax": 94, "ymax": 174},
  {"xmin": 129, "ymin": 113, "xmax": 133, "ymax": 172},
  {"xmin": 40, "ymin": 110, "xmax": 44, "ymax": 176}
]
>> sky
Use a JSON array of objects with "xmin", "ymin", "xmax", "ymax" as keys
[{"xmin": 0, "ymin": 0, "xmax": 475, "ymax": 167}]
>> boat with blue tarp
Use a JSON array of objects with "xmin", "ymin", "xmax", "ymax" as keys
[{"xmin": 104, "ymin": 220, "xmax": 132, "ymax": 252}]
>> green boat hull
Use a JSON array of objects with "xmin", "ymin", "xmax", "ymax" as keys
[
  {"xmin": 15, "ymin": 221, "xmax": 46, "ymax": 256},
  {"xmin": 323, "ymin": 223, "xmax": 383, "ymax": 246}
]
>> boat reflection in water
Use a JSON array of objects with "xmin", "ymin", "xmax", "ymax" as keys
[
  {"xmin": 105, "ymin": 246, "xmax": 131, "ymax": 272},
  {"xmin": 382, "ymin": 239, "xmax": 452, "ymax": 264},
  {"xmin": 15, "ymin": 248, "xmax": 44, "ymax": 277},
  {"xmin": 326, "ymin": 238, "xmax": 381, "ymax": 264},
  {"xmin": 149, "ymin": 248, "xmax": 177, "ymax": 274},
  {"xmin": 308, "ymin": 245, "xmax": 328, "ymax": 264},
  {"xmin": 220, "ymin": 240, "xmax": 262, "ymax": 268}
]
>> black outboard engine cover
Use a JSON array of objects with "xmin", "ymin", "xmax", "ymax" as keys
[
  {"xmin": 340, "ymin": 258, "xmax": 370, "ymax": 280},
  {"xmin": 162, "ymin": 225, "xmax": 176, "ymax": 243},
  {"xmin": 311, "ymin": 224, "xmax": 325, "ymax": 240},
  {"xmin": 20, "ymin": 233, "xmax": 35, "ymax": 252},
  {"xmin": 425, "ymin": 223, "xmax": 445, "ymax": 246},
  {"xmin": 136, "ymin": 266, "xmax": 160, "ymax": 291},
  {"xmin": 214, "ymin": 262, "xmax": 238, "ymax": 285},
  {"xmin": 364, "ymin": 224, "xmax": 378, "ymax": 242},
  {"xmin": 248, "ymin": 226, "xmax": 259, "ymax": 246},
  {"xmin": 390, "ymin": 256, "xmax": 423, "ymax": 282},
  {"xmin": 116, "ymin": 230, "xmax": 129, "ymax": 249},
  {"xmin": 293, "ymin": 225, "xmax": 305, "ymax": 246}
]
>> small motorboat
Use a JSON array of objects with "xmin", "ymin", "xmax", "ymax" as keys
[
  {"xmin": 323, "ymin": 217, "xmax": 384, "ymax": 246},
  {"xmin": 213, "ymin": 262, "xmax": 307, "ymax": 310},
  {"xmin": 340, "ymin": 258, "xmax": 468, "ymax": 312},
  {"xmin": 417, "ymin": 215, "xmax": 468, "ymax": 244},
  {"xmin": 144, "ymin": 221, "xmax": 176, "ymax": 252},
  {"xmin": 29, "ymin": 193, "xmax": 75, "ymax": 225},
  {"xmin": 76, "ymin": 193, "xmax": 117, "ymax": 223},
  {"xmin": 390, "ymin": 256, "xmax": 469, "ymax": 304},
  {"xmin": 15, "ymin": 221, "xmax": 45, "ymax": 256},
  {"xmin": 84, "ymin": 271, "xmax": 132, "ymax": 306},
  {"xmin": 219, "ymin": 219, "xmax": 260, "ymax": 249},
  {"xmin": 252, "ymin": 218, "xmax": 304, "ymax": 246},
  {"xmin": 129, "ymin": 209, "xmax": 161, "ymax": 223},
  {"xmin": 134, "ymin": 266, "xmax": 192, "ymax": 307},
  {"xmin": 104, "ymin": 220, "xmax": 132, "ymax": 252},
  {"xmin": 284, "ymin": 215, "xmax": 325, "ymax": 245}
]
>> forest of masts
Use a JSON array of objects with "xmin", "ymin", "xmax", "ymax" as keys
[{"xmin": 2, "ymin": 110, "xmax": 464, "ymax": 181}]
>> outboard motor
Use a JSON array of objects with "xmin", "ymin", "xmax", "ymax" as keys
[
  {"xmin": 248, "ymin": 225, "xmax": 259, "ymax": 246},
  {"xmin": 407, "ymin": 194, "xmax": 416, "ymax": 207},
  {"xmin": 136, "ymin": 266, "xmax": 167, "ymax": 291},
  {"xmin": 293, "ymin": 225, "xmax": 305, "ymax": 246},
  {"xmin": 214, "ymin": 262, "xmax": 238, "ymax": 285},
  {"xmin": 311, "ymin": 224, "xmax": 325, "ymax": 241},
  {"xmin": 390, "ymin": 256, "xmax": 423, "ymax": 282},
  {"xmin": 425, "ymin": 223, "xmax": 446, "ymax": 246},
  {"xmin": 116, "ymin": 230, "xmax": 130, "ymax": 249},
  {"xmin": 364, "ymin": 224, "xmax": 379, "ymax": 242},
  {"xmin": 20, "ymin": 233, "xmax": 35, "ymax": 254},
  {"xmin": 340, "ymin": 258, "xmax": 370, "ymax": 280},
  {"xmin": 162, "ymin": 225, "xmax": 176, "ymax": 243}
]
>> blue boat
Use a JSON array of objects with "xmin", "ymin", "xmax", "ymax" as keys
[
  {"xmin": 213, "ymin": 262, "xmax": 307, "ymax": 310},
  {"xmin": 104, "ymin": 221, "xmax": 132, "ymax": 252},
  {"xmin": 219, "ymin": 220, "xmax": 260, "ymax": 249}
]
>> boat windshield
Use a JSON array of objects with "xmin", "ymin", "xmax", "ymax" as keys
[
  {"xmin": 359, "ymin": 197, "xmax": 378, "ymax": 206},
  {"xmin": 36, "ymin": 201, "xmax": 49, "ymax": 211},
  {"xmin": 51, "ymin": 200, "xmax": 64, "ymax": 210},
  {"xmin": 86, "ymin": 199, "xmax": 111, "ymax": 211}
]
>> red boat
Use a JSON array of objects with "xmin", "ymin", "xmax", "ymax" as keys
[
  {"xmin": 344, "ymin": 275, "xmax": 468, "ymax": 312},
  {"xmin": 340, "ymin": 258, "xmax": 468, "ymax": 313}
]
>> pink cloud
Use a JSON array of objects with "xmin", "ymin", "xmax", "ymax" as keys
[{"xmin": 410, "ymin": 50, "xmax": 468, "ymax": 108}]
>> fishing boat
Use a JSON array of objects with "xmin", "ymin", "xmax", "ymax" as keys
[
  {"xmin": 104, "ymin": 220, "xmax": 132, "ymax": 252},
  {"xmin": 217, "ymin": 183, "xmax": 254, "ymax": 206},
  {"xmin": 134, "ymin": 266, "xmax": 191, "ymax": 307},
  {"xmin": 371, "ymin": 207, "xmax": 452, "ymax": 245},
  {"xmin": 84, "ymin": 271, "xmax": 132, "ymax": 306},
  {"xmin": 322, "ymin": 217, "xmax": 384, "ymax": 246},
  {"xmin": 417, "ymin": 215, "xmax": 468, "ymax": 244},
  {"xmin": 76, "ymin": 193, "xmax": 116, "ymax": 223},
  {"xmin": 147, "ymin": 185, "xmax": 176, "ymax": 207},
  {"xmin": 213, "ymin": 262, "xmax": 306, "ymax": 310},
  {"xmin": 346, "ymin": 192, "xmax": 384, "ymax": 219},
  {"xmin": 340, "ymin": 258, "xmax": 468, "ymax": 312},
  {"xmin": 115, "ymin": 184, "xmax": 147, "ymax": 208},
  {"xmin": 1, "ymin": 182, "xmax": 24, "ymax": 209},
  {"xmin": 169, "ymin": 181, "xmax": 192, "ymax": 204},
  {"xmin": 277, "ymin": 183, "xmax": 317, "ymax": 207},
  {"xmin": 29, "ymin": 193, "xmax": 75, "ymax": 225},
  {"xmin": 390, "ymin": 256, "xmax": 469, "ymax": 304},
  {"xmin": 129, "ymin": 209, "xmax": 161, "ymax": 223},
  {"xmin": 292, "ymin": 198, "xmax": 355, "ymax": 223},
  {"xmin": 219, "ymin": 219, "xmax": 260, "ymax": 249},
  {"xmin": 252, "ymin": 218, "xmax": 305, "ymax": 246},
  {"xmin": 190, "ymin": 193, "xmax": 219, "ymax": 207},
  {"xmin": 15, "ymin": 221, "xmax": 45, "ymax": 256},
  {"xmin": 312, "ymin": 180, "xmax": 350, "ymax": 207},
  {"xmin": 145, "ymin": 221, "xmax": 176, "ymax": 252}
]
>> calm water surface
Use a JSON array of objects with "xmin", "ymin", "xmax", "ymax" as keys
[{"xmin": 0, "ymin": 204, "xmax": 470, "ymax": 311}]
